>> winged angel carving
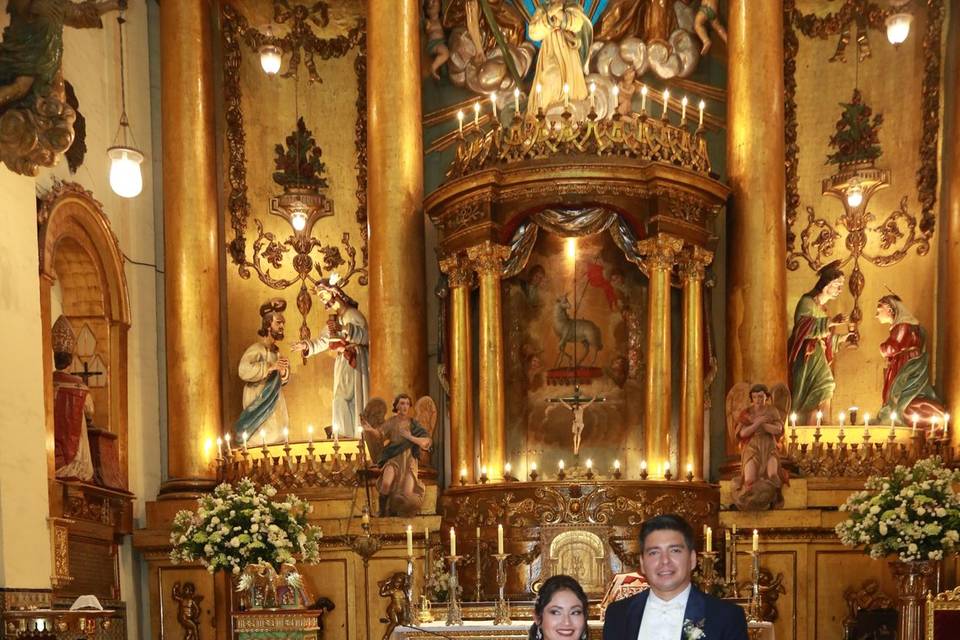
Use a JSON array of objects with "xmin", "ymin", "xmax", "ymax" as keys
[
  {"xmin": 428, "ymin": 0, "xmax": 723, "ymax": 106},
  {"xmin": 726, "ymin": 382, "xmax": 791, "ymax": 511}
]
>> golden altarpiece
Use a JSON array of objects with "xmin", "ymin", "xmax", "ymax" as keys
[{"xmin": 2, "ymin": 1, "xmax": 945, "ymax": 640}]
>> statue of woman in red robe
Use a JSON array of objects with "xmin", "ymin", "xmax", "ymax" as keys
[{"xmin": 875, "ymin": 294, "xmax": 945, "ymax": 429}]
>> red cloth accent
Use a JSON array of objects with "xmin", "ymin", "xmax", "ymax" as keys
[
  {"xmin": 53, "ymin": 371, "xmax": 87, "ymax": 469},
  {"xmin": 585, "ymin": 262, "xmax": 618, "ymax": 309},
  {"xmin": 328, "ymin": 340, "xmax": 358, "ymax": 368},
  {"xmin": 880, "ymin": 323, "xmax": 923, "ymax": 401}
]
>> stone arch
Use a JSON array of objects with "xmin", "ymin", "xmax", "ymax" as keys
[{"xmin": 38, "ymin": 181, "xmax": 131, "ymax": 488}]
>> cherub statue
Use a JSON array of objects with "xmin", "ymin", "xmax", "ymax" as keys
[
  {"xmin": 693, "ymin": 0, "xmax": 727, "ymax": 55},
  {"xmin": 727, "ymin": 382, "xmax": 790, "ymax": 511},
  {"xmin": 424, "ymin": 0, "xmax": 449, "ymax": 80},
  {"xmin": 378, "ymin": 571, "xmax": 411, "ymax": 640},
  {"xmin": 171, "ymin": 581, "xmax": 203, "ymax": 640},
  {"xmin": 361, "ymin": 395, "xmax": 435, "ymax": 517}
]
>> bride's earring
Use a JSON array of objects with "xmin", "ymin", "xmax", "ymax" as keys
[{"xmin": 536, "ymin": 626, "xmax": 543, "ymax": 640}]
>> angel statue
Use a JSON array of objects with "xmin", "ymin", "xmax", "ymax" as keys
[
  {"xmin": 527, "ymin": 0, "xmax": 593, "ymax": 114},
  {"xmin": 726, "ymin": 382, "xmax": 790, "ymax": 511},
  {"xmin": 361, "ymin": 394, "xmax": 436, "ymax": 517}
]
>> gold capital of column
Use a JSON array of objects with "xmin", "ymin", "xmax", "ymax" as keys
[
  {"xmin": 440, "ymin": 254, "xmax": 475, "ymax": 481},
  {"xmin": 466, "ymin": 241, "xmax": 509, "ymax": 479},
  {"xmin": 637, "ymin": 233, "xmax": 683, "ymax": 475},
  {"xmin": 678, "ymin": 245, "xmax": 713, "ymax": 481}
]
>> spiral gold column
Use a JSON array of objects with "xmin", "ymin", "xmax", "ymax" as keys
[
  {"xmin": 726, "ymin": 0, "xmax": 787, "ymax": 386},
  {"xmin": 468, "ymin": 242, "xmax": 509, "ymax": 480},
  {"xmin": 440, "ymin": 255, "xmax": 475, "ymax": 482},
  {"xmin": 368, "ymin": 0, "xmax": 427, "ymax": 400},
  {"xmin": 159, "ymin": 0, "xmax": 221, "ymax": 495},
  {"xmin": 637, "ymin": 234, "xmax": 683, "ymax": 476},
  {"xmin": 679, "ymin": 246, "xmax": 712, "ymax": 480},
  {"xmin": 941, "ymin": 3, "xmax": 960, "ymax": 450}
]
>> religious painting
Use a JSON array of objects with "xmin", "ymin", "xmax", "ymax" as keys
[{"xmin": 503, "ymin": 230, "xmax": 647, "ymax": 476}]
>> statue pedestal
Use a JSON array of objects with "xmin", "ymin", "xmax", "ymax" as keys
[{"xmin": 232, "ymin": 610, "xmax": 325, "ymax": 640}]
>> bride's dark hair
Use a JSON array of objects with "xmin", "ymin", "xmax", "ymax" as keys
[{"xmin": 528, "ymin": 574, "xmax": 589, "ymax": 640}]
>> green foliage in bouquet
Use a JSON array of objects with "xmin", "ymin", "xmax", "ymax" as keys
[
  {"xmin": 170, "ymin": 479, "xmax": 323, "ymax": 574},
  {"xmin": 835, "ymin": 457, "xmax": 960, "ymax": 562}
]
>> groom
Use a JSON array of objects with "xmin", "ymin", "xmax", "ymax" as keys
[{"xmin": 603, "ymin": 514, "xmax": 748, "ymax": 640}]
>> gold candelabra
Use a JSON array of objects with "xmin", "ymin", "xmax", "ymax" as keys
[
  {"xmin": 215, "ymin": 438, "xmax": 364, "ymax": 489},
  {"xmin": 492, "ymin": 553, "xmax": 511, "ymax": 625},
  {"xmin": 445, "ymin": 555, "xmax": 463, "ymax": 626},
  {"xmin": 748, "ymin": 550, "xmax": 762, "ymax": 623}
]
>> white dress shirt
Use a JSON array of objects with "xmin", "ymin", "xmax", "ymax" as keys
[{"xmin": 637, "ymin": 584, "xmax": 691, "ymax": 640}]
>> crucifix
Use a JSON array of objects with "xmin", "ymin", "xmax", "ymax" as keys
[
  {"xmin": 71, "ymin": 359, "xmax": 103, "ymax": 386},
  {"xmin": 548, "ymin": 385, "xmax": 605, "ymax": 456}
]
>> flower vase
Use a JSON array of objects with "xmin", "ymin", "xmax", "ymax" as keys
[{"xmin": 888, "ymin": 559, "xmax": 939, "ymax": 640}]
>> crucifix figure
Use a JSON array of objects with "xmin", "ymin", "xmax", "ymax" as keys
[{"xmin": 549, "ymin": 386, "xmax": 605, "ymax": 456}]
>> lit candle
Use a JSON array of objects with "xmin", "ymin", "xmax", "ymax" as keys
[
  {"xmin": 612, "ymin": 84, "xmax": 620, "ymax": 102},
  {"xmin": 531, "ymin": 461, "xmax": 537, "ymax": 472},
  {"xmin": 224, "ymin": 433, "xmax": 231, "ymax": 453},
  {"xmin": 563, "ymin": 83, "xmax": 570, "ymax": 106},
  {"xmin": 640, "ymin": 459, "xmax": 647, "ymax": 472},
  {"xmin": 481, "ymin": 464, "xmax": 488, "ymax": 478},
  {"xmin": 362, "ymin": 510, "xmax": 370, "ymax": 525},
  {"xmin": 589, "ymin": 82, "xmax": 596, "ymax": 109},
  {"xmin": 752, "ymin": 529, "xmax": 759, "ymax": 552},
  {"xmin": 333, "ymin": 423, "xmax": 339, "ymax": 444},
  {"xmin": 497, "ymin": 524, "xmax": 504, "ymax": 555},
  {"xmin": 514, "ymin": 87, "xmax": 520, "ymax": 112},
  {"xmin": 261, "ymin": 429, "xmax": 268, "ymax": 448},
  {"xmin": 686, "ymin": 462, "xmax": 693, "ymax": 475},
  {"xmin": 425, "ymin": 526, "xmax": 430, "ymax": 544},
  {"xmin": 614, "ymin": 459, "xmax": 621, "ymax": 471},
  {"xmin": 216, "ymin": 437, "xmax": 223, "ymax": 457},
  {"xmin": 790, "ymin": 413, "xmax": 797, "ymax": 429},
  {"xmin": 912, "ymin": 414, "xmax": 919, "ymax": 434},
  {"xmin": 450, "ymin": 527, "xmax": 456, "ymax": 556},
  {"xmin": 457, "ymin": 110, "xmax": 464, "ymax": 135},
  {"xmin": 406, "ymin": 524, "xmax": 413, "ymax": 557},
  {"xmin": 558, "ymin": 459, "xmax": 565, "ymax": 471},
  {"xmin": 307, "ymin": 424, "xmax": 314, "ymax": 444},
  {"xmin": 706, "ymin": 526, "xmax": 713, "ymax": 552},
  {"xmin": 476, "ymin": 526, "xmax": 480, "ymax": 541},
  {"xmin": 490, "ymin": 92, "xmax": 497, "ymax": 119},
  {"xmin": 815, "ymin": 410, "xmax": 823, "ymax": 428},
  {"xmin": 891, "ymin": 411, "xmax": 898, "ymax": 428},
  {"xmin": 586, "ymin": 458, "xmax": 593, "ymax": 470},
  {"xmin": 505, "ymin": 461, "xmax": 512, "ymax": 476},
  {"xmin": 662, "ymin": 88, "xmax": 670, "ymax": 117},
  {"xmin": 640, "ymin": 85, "xmax": 648, "ymax": 112},
  {"xmin": 698, "ymin": 99, "xmax": 705, "ymax": 127},
  {"xmin": 680, "ymin": 96, "xmax": 688, "ymax": 124},
  {"xmin": 864, "ymin": 413, "xmax": 871, "ymax": 428},
  {"xmin": 536, "ymin": 83, "xmax": 542, "ymax": 99},
  {"xmin": 460, "ymin": 466, "xmax": 467, "ymax": 482},
  {"xmin": 242, "ymin": 431, "xmax": 248, "ymax": 451},
  {"xmin": 838, "ymin": 411, "xmax": 846, "ymax": 428},
  {"xmin": 663, "ymin": 460, "xmax": 670, "ymax": 477},
  {"xmin": 473, "ymin": 101, "xmax": 480, "ymax": 129},
  {"xmin": 283, "ymin": 427, "xmax": 289, "ymax": 444}
]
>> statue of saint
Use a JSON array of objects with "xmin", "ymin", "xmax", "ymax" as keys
[
  {"xmin": 787, "ymin": 261, "xmax": 854, "ymax": 424},
  {"xmin": 729, "ymin": 383, "xmax": 790, "ymax": 511},
  {"xmin": 292, "ymin": 277, "xmax": 369, "ymax": 437},
  {"xmin": 361, "ymin": 395, "xmax": 434, "ymax": 517},
  {"xmin": 235, "ymin": 299, "xmax": 290, "ymax": 441},
  {"xmin": 51, "ymin": 315, "xmax": 94, "ymax": 481},
  {"xmin": 874, "ymin": 294, "xmax": 945, "ymax": 427},
  {"xmin": 527, "ymin": 0, "xmax": 592, "ymax": 114}
]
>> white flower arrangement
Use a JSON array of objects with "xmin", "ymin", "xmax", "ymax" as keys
[
  {"xmin": 170, "ymin": 479, "xmax": 323, "ymax": 574},
  {"xmin": 835, "ymin": 456, "xmax": 960, "ymax": 562}
]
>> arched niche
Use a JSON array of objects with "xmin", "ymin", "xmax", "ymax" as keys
[{"xmin": 38, "ymin": 181, "xmax": 131, "ymax": 489}]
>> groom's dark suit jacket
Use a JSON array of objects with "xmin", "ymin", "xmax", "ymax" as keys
[{"xmin": 602, "ymin": 585, "xmax": 748, "ymax": 640}]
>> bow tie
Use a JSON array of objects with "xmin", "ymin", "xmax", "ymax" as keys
[{"xmin": 647, "ymin": 599, "xmax": 685, "ymax": 614}]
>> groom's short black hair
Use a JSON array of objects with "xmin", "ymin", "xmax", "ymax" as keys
[{"xmin": 639, "ymin": 514, "xmax": 696, "ymax": 551}]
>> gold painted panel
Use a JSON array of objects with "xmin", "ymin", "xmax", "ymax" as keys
[
  {"xmin": 298, "ymin": 556, "xmax": 351, "ymax": 639},
  {"xmin": 221, "ymin": 0, "xmax": 368, "ymax": 440},
  {"xmin": 813, "ymin": 549, "xmax": 897, "ymax": 640},
  {"xmin": 785, "ymin": 1, "xmax": 945, "ymax": 419},
  {"xmin": 157, "ymin": 566, "xmax": 216, "ymax": 640}
]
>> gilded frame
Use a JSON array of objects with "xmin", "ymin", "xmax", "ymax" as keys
[{"xmin": 926, "ymin": 587, "xmax": 960, "ymax": 640}]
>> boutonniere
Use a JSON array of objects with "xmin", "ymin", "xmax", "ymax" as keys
[{"xmin": 683, "ymin": 618, "xmax": 706, "ymax": 640}]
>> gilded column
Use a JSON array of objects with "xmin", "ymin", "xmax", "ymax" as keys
[
  {"xmin": 467, "ymin": 241, "xmax": 510, "ymax": 479},
  {"xmin": 726, "ymin": 0, "xmax": 788, "ymax": 386},
  {"xmin": 368, "ymin": 0, "xmax": 427, "ymax": 400},
  {"xmin": 941, "ymin": 3, "xmax": 960, "ymax": 449},
  {"xmin": 159, "ymin": 0, "xmax": 221, "ymax": 495},
  {"xmin": 637, "ymin": 234, "xmax": 684, "ymax": 476},
  {"xmin": 439, "ymin": 254, "xmax": 475, "ymax": 482},
  {"xmin": 679, "ymin": 246, "xmax": 713, "ymax": 480}
]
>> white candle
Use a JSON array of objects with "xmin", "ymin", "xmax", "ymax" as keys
[
  {"xmin": 450, "ymin": 527, "xmax": 456, "ymax": 556},
  {"xmin": 530, "ymin": 461, "xmax": 537, "ymax": 472},
  {"xmin": 640, "ymin": 85, "xmax": 648, "ymax": 112},
  {"xmin": 514, "ymin": 87, "xmax": 520, "ymax": 112},
  {"xmin": 680, "ymin": 96, "xmax": 688, "ymax": 124},
  {"xmin": 261, "ymin": 429, "xmax": 267, "ymax": 448},
  {"xmin": 307, "ymin": 424, "xmax": 314, "ymax": 444},
  {"xmin": 425, "ymin": 526, "xmax": 430, "ymax": 544},
  {"xmin": 663, "ymin": 460, "xmax": 671, "ymax": 478},
  {"xmin": 912, "ymin": 414, "xmax": 919, "ymax": 434},
  {"xmin": 536, "ymin": 83, "xmax": 542, "ymax": 98},
  {"xmin": 490, "ymin": 92, "xmax": 497, "ymax": 119},
  {"xmin": 563, "ymin": 83, "xmax": 570, "ymax": 106},
  {"xmin": 362, "ymin": 510, "xmax": 370, "ymax": 525},
  {"xmin": 614, "ymin": 459, "xmax": 621, "ymax": 470},
  {"xmin": 586, "ymin": 458, "xmax": 593, "ymax": 469},
  {"xmin": 224, "ymin": 433, "xmax": 231, "ymax": 453},
  {"xmin": 558, "ymin": 459, "xmax": 565, "ymax": 471},
  {"xmin": 790, "ymin": 413, "xmax": 797, "ymax": 429},
  {"xmin": 612, "ymin": 84, "xmax": 620, "ymax": 101},
  {"xmin": 460, "ymin": 466, "xmax": 467, "ymax": 481},
  {"xmin": 706, "ymin": 526, "xmax": 713, "ymax": 552},
  {"xmin": 406, "ymin": 524, "xmax": 413, "ymax": 557},
  {"xmin": 283, "ymin": 427, "xmax": 289, "ymax": 444},
  {"xmin": 497, "ymin": 524, "xmax": 504, "ymax": 555},
  {"xmin": 640, "ymin": 459, "xmax": 647, "ymax": 472},
  {"xmin": 752, "ymin": 529, "xmax": 759, "ymax": 552},
  {"xmin": 698, "ymin": 99, "xmax": 705, "ymax": 127},
  {"xmin": 333, "ymin": 424, "xmax": 339, "ymax": 444},
  {"xmin": 589, "ymin": 82, "xmax": 596, "ymax": 109},
  {"xmin": 839, "ymin": 412, "xmax": 846, "ymax": 427},
  {"xmin": 662, "ymin": 88, "xmax": 670, "ymax": 117},
  {"xmin": 481, "ymin": 464, "xmax": 488, "ymax": 478},
  {"xmin": 505, "ymin": 461, "xmax": 512, "ymax": 475},
  {"xmin": 473, "ymin": 101, "xmax": 480, "ymax": 129},
  {"xmin": 816, "ymin": 411, "xmax": 823, "ymax": 428},
  {"xmin": 864, "ymin": 413, "xmax": 871, "ymax": 428},
  {"xmin": 216, "ymin": 437, "xmax": 222, "ymax": 457},
  {"xmin": 891, "ymin": 411, "xmax": 898, "ymax": 428},
  {"xmin": 457, "ymin": 110, "xmax": 464, "ymax": 135}
]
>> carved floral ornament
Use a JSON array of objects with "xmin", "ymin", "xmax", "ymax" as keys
[{"xmin": 221, "ymin": 1, "xmax": 368, "ymax": 346}]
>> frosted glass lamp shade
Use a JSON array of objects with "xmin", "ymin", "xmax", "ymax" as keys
[
  {"xmin": 107, "ymin": 146, "xmax": 144, "ymax": 198},
  {"xmin": 260, "ymin": 45, "xmax": 282, "ymax": 74},
  {"xmin": 886, "ymin": 13, "xmax": 913, "ymax": 45}
]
